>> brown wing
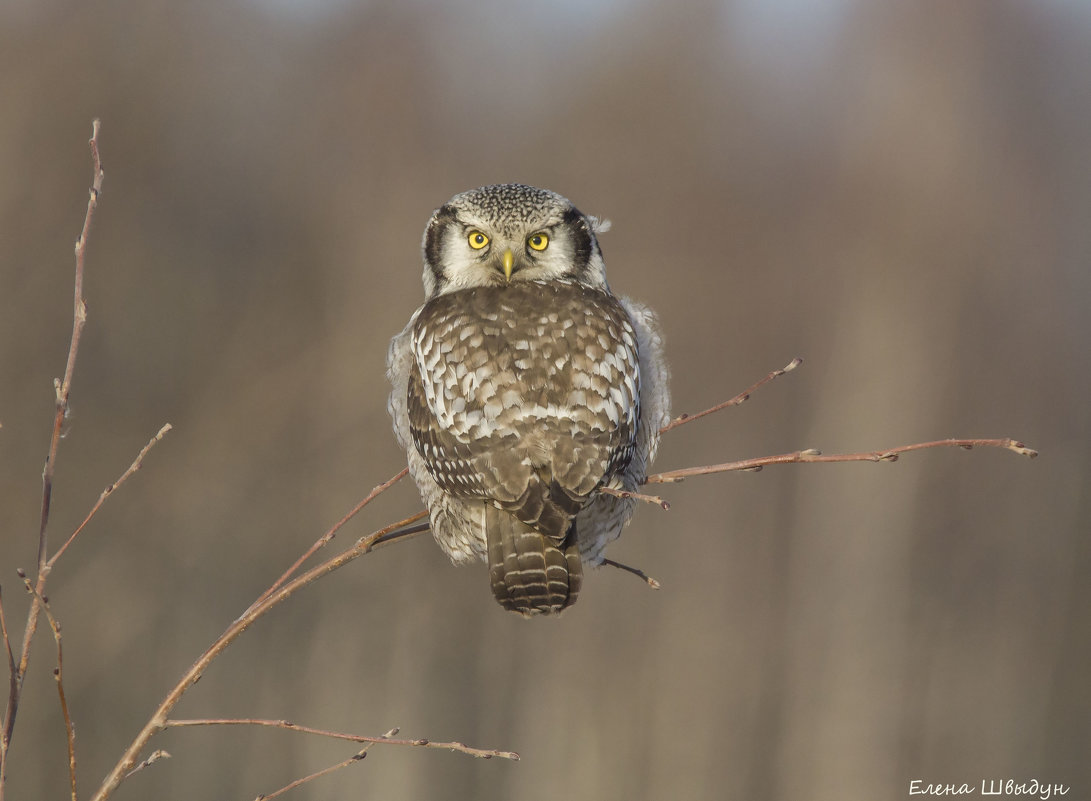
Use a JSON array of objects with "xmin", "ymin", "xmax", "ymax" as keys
[{"xmin": 407, "ymin": 280, "xmax": 640, "ymax": 541}]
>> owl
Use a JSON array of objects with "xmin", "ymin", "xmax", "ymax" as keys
[{"xmin": 387, "ymin": 184, "xmax": 670, "ymax": 616}]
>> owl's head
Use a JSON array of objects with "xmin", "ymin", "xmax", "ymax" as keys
[{"xmin": 420, "ymin": 184, "xmax": 609, "ymax": 298}]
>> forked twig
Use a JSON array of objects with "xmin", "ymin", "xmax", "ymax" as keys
[
  {"xmin": 2, "ymin": 423, "xmax": 170, "ymax": 801},
  {"xmin": 165, "ymin": 718, "xmax": 519, "ymax": 760},
  {"xmin": 88, "ymin": 491, "xmax": 432, "ymax": 801},
  {"xmin": 2, "ymin": 119, "xmax": 105, "ymax": 799}
]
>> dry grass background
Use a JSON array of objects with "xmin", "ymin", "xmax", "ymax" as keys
[{"xmin": 1, "ymin": 1, "xmax": 1088, "ymax": 799}]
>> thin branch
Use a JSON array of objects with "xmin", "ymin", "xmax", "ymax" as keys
[
  {"xmin": 38, "ymin": 117, "xmax": 103, "ymax": 564},
  {"xmin": 166, "ymin": 718, "xmax": 519, "ymax": 761},
  {"xmin": 89, "ymin": 498, "xmax": 430, "ymax": 801},
  {"xmin": 49, "ymin": 424, "xmax": 172, "ymax": 568},
  {"xmin": 57, "ymin": 662, "xmax": 77, "ymax": 801},
  {"xmin": 0, "ymin": 592, "xmax": 13, "ymax": 712},
  {"xmin": 2, "ymin": 119, "xmax": 103, "ymax": 798},
  {"xmin": 0, "ymin": 590, "xmax": 15, "ymax": 778},
  {"xmin": 645, "ymin": 438, "xmax": 1038, "ymax": 484},
  {"xmin": 601, "ymin": 558, "xmax": 660, "ymax": 590},
  {"xmin": 249, "ymin": 467, "xmax": 408, "ymax": 611},
  {"xmin": 19, "ymin": 575, "xmax": 77, "ymax": 801},
  {"xmin": 254, "ymin": 728, "xmax": 398, "ymax": 801},
  {"xmin": 598, "ymin": 486, "xmax": 670, "ymax": 510},
  {"xmin": 255, "ymin": 749, "xmax": 369, "ymax": 801},
  {"xmin": 659, "ymin": 357, "xmax": 802, "ymax": 434}
]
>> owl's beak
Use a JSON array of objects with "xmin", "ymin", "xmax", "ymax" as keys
[{"xmin": 501, "ymin": 249, "xmax": 515, "ymax": 281}]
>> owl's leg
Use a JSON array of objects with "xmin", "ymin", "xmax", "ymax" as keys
[{"xmin": 485, "ymin": 504, "xmax": 582, "ymax": 616}]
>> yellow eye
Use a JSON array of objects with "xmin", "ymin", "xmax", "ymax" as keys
[
  {"xmin": 468, "ymin": 230, "xmax": 490, "ymax": 250},
  {"xmin": 527, "ymin": 232, "xmax": 549, "ymax": 252}
]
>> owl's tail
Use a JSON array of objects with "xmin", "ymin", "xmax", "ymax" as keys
[{"xmin": 485, "ymin": 505, "xmax": 583, "ymax": 616}]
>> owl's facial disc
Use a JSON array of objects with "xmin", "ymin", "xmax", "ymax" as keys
[{"xmin": 421, "ymin": 184, "xmax": 609, "ymax": 298}]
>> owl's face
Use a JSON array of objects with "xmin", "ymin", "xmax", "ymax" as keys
[{"xmin": 420, "ymin": 184, "xmax": 608, "ymax": 299}]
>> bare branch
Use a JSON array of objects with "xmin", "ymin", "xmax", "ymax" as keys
[
  {"xmin": 645, "ymin": 438, "xmax": 1038, "ymax": 484},
  {"xmin": 659, "ymin": 357, "xmax": 802, "ymax": 434},
  {"xmin": 3, "ymin": 119, "xmax": 104, "ymax": 797},
  {"xmin": 19, "ymin": 577, "xmax": 76, "ymax": 801},
  {"xmin": 49, "ymin": 424, "xmax": 172, "ymax": 568},
  {"xmin": 166, "ymin": 718, "xmax": 519, "ymax": 761},
  {"xmin": 39, "ymin": 117, "xmax": 104, "ymax": 564},
  {"xmin": 254, "ymin": 729, "xmax": 398, "ymax": 801},
  {"xmin": 0, "ymin": 589, "xmax": 15, "ymax": 782},
  {"xmin": 249, "ymin": 467, "xmax": 408, "ymax": 611},
  {"xmin": 255, "ymin": 749, "xmax": 369, "ymax": 801},
  {"xmin": 89, "ymin": 494, "xmax": 428, "ymax": 801}
]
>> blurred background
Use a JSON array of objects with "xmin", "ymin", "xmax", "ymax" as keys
[{"xmin": 1, "ymin": 0, "xmax": 1087, "ymax": 799}]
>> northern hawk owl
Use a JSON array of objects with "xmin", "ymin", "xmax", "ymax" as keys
[{"xmin": 387, "ymin": 184, "xmax": 670, "ymax": 616}]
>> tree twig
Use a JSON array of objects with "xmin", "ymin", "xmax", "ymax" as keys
[
  {"xmin": 0, "ymin": 590, "xmax": 15, "ymax": 784},
  {"xmin": 645, "ymin": 438, "xmax": 1038, "ymax": 484},
  {"xmin": 88, "ymin": 500, "xmax": 432, "ymax": 801},
  {"xmin": 659, "ymin": 357, "xmax": 802, "ymax": 434},
  {"xmin": 18, "ymin": 575, "xmax": 76, "ymax": 801},
  {"xmin": 165, "ymin": 718, "xmax": 519, "ymax": 760},
  {"xmin": 253, "ymin": 728, "xmax": 399, "ymax": 801},
  {"xmin": 2, "ymin": 119, "xmax": 104, "ymax": 799},
  {"xmin": 49, "ymin": 424, "xmax": 172, "ymax": 568},
  {"xmin": 37, "ymin": 117, "xmax": 103, "ymax": 565},
  {"xmin": 248, "ymin": 467, "xmax": 408, "ymax": 612}
]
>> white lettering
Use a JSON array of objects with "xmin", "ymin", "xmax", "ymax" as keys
[
  {"xmin": 976, "ymin": 779, "xmax": 1070, "ymax": 798},
  {"xmin": 910, "ymin": 781, "xmax": 974, "ymax": 796}
]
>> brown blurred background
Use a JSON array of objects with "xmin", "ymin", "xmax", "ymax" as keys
[{"xmin": 1, "ymin": 1, "xmax": 1087, "ymax": 799}]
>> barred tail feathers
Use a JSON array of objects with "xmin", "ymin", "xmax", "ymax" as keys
[{"xmin": 485, "ymin": 504, "xmax": 582, "ymax": 616}]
